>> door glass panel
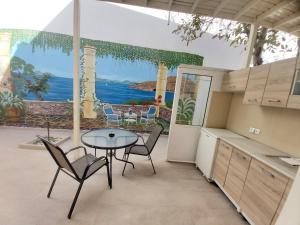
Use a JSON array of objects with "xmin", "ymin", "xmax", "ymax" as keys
[
  {"xmin": 176, "ymin": 73, "xmax": 211, "ymax": 126},
  {"xmin": 292, "ymin": 70, "xmax": 300, "ymax": 95}
]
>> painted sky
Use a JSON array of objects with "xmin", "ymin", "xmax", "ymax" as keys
[{"xmin": 12, "ymin": 43, "xmax": 177, "ymax": 82}]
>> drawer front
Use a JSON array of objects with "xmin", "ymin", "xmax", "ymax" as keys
[
  {"xmin": 224, "ymin": 148, "xmax": 251, "ymax": 202},
  {"xmin": 240, "ymin": 159, "xmax": 288, "ymax": 225},
  {"xmin": 271, "ymin": 180, "xmax": 293, "ymax": 225},
  {"xmin": 243, "ymin": 64, "xmax": 270, "ymax": 105},
  {"xmin": 262, "ymin": 58, "xmax": 296, "ymax": 108},
  {"xmin": 262, "ymin": 92, "xmax": 290, "ymax": 108},
  {"xmin": 222, "ymin": 68, "xmax": 250, "ymax": 92},
  {"xmin": 212, "ymin": 141, "xmax": 233, "ymax": 186}
]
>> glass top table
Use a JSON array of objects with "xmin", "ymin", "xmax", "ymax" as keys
[
  {"xmin": 81, "ymin": 128, "xmax": 138, "ymax": 188},
  {"xmin": 81, "ymin": 128, "xmax": 138, "ymax": 149}
]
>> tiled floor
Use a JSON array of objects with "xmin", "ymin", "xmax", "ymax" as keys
[{"xmin": 0, "ymin": 126, "xmax": 248, "ymax": 225}]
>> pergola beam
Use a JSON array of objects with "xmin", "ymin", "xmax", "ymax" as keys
[
  {"xmin": 234, "ymin": 0, "xmax": 260, "ymax": 20},
  {"xmin": 243, "ymin": 23, "xmax": 258, "ymax": 68},
  {"xmin": 191, "ymin": 0, "xmax": 202, "ymax": 13},
  {"xmin": 168, "ymin": 0, "xmax": 174, "ymax": 11},
  {"xmin": 256, "ymin": 0, "xmax": 296, "ymax": 22},
  {"xmin": 212, "ymin": 0, "xmax": 231, "ymax": 17},
  {"xmin": 273, "ymin": 11, "xmax": 300, "ymax": 28},
  {"xmin": 289, "ymin": 24, "xmax": 300, "ymax": 33}
]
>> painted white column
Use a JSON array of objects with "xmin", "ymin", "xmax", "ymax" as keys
[
  {"xmin": 0, "ymin": 32, "xmax": 13, "ymax": 93},
  {"xmin": 73, "ymin": 0, "xmax": 80, "ymax": 146},
  {"xmin": 82, "ymin": 45, "xmax": 97, "ymax": 118},
  {"xmin": 155, "ymin": 63, "xmax": 168, "ymax": 105},
  {"xmin": 243, "ymin": 23, "xmax": 258, "ymax": 68}
]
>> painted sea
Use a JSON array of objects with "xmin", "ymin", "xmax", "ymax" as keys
[{"xmin": 25, "ymin": 76, "xmax": 174, "ymax": 104}]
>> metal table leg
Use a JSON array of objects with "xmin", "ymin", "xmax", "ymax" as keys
[{"xmin": 109, "ymin": 149, "xmax": 113, "ymax": 188}]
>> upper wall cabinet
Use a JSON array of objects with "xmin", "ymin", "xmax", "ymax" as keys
[
  {"xmin": 222, "ymin": 68, "xmax": 250, "ymax": 92},
  {"xmin": 287, "ymin": 56, "xmax": 300, "ymax": 109},
  {"xmin": 243, "ymin": 64, "xmax": 270, "ymax": 105},
  {"xmin": 262, "ymin": 58, "xmax": 296, "ymax": 108}
]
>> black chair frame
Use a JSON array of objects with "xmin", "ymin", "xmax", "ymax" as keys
[
  {"xmin": 38, "ymin": 136, "xmax": 111, "ymax": 219},
  {"xmin": 122, "ymin": 124, "xmax": 164, "ymax": 175}
]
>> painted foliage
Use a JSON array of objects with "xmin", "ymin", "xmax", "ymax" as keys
[{"xmin": 0, "ymin": 29, "xmax": 203, "ymax": 129}]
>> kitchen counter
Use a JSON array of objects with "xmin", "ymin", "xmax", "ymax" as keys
[
  {"xmin": 203, "ymin": 128, "xmax": 298, "ymax": 179},
  {"xmin": 201, "ymin": 128, "xmax": 245, "ymax": 139}
]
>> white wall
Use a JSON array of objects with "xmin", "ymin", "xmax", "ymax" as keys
[{"xmin": 0, "ymin": 0, "xmax": 245, "ymax": 70}]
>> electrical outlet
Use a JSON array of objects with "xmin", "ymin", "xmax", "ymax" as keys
[
  {"xmin": 249, "ymin": 127, "xmax": 255, "ymax": 133},
  {"xmin": 254, "ymin": 128, "xmax": 260, "ymax": 134}
]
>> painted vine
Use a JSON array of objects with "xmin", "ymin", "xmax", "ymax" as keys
[{"xmin": 1, "ymin": 29, "xmax": 203, "ymax": 69}]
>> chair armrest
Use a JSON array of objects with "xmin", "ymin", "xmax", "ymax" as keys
[
  {"xmin": 127, "ymin": 144, "xmax": 150, "ymax": 155},
  {"xmin": 147, "ymin": 113, "xmax": 156, "ymax": 119},
  {"xmin": 113, "ymin": 110, "xmax": 122, "ymax": 116},
  {"xmin": 82, "ymin": 156, "xmax": 108, "ymax": 179},
  {"xmin": 106, "ymin": 114, "xmax": 119, "ymax": 120},
  {"xmin": 66, "ymin": 146, "xmax": 87, "ymax": 155},
  {"xmin": 141, "ymin": 111, "xmax": 147, "ymax": 116},
  {"xmin": 137, "ymin": 134, "xmax": 146, "ymax": 145}
]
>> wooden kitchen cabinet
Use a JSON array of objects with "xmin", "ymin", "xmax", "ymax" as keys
[
  {"xmin": 223, "ymin": 148, "xmax": 251, "ymax": 203},
  {"xmin": 239, "ymin": 159, "xmax": 289, "ymax": 225},
  {"xmin": 243, "ymin": 64, "xmax": 270, "ymax": 105},
  {"xmin": 212, "ymin": 140, "xmax": 232, "ymax": 186},
  {"xmin": 271, "ymin": 179, "xmax": 293, "ymax": 225},
  {"xmin": 287, "ymin": 68, "xmax": 300, "ymax": 109},
  {"xmin": 287, "ymin": 95, "xmax": 300, "ymax": 109},
  {"xmin": 262, "ymin": 58, "xmax": 296, "ymax": 108},
  {"xmin": 222, "ymin": 68, "xmax": 250, "ymax": 92}
]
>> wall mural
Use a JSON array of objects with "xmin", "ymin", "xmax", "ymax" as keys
[{"xmin": 0, "ymin": 29, "xmax": 203, "ymax": 132}]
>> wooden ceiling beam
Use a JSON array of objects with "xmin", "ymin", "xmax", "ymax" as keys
[
  {"xmin": 234, "ymin": 0, "xmax": 260, "ymax": 20},
  {"xmin": 191, "ymin": 0, "xmax": 202, "ymax": 14},
  {"xmin": 212, "ymin": 0, "xmax": 231, "ymax": 17},
  {"xmin": 168, "ymin": 0, "xmax": 174, "ymax": 11},
  {"xmin": 289, "ymin": 24, "xmax": 300, "ymax": 33},
  {"xmin": 273, "ymin": 11, "xmax": 300, "ymax": 28},
  {"xmin": 97, "ymin": 0, "xmax": 299, "ymax": 36},
  {"xmin": 256, "ymin": 0, "xmax": 296, "ymax": 22}
]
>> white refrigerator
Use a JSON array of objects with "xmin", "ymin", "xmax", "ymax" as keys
[{"xmin": 195, "ymin": 128, "xmax": 244, "ymax": 180}]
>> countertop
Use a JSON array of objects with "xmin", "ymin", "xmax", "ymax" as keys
[
  {"xmin": 201, "ymin": 128, "xmax": 245, "ymax": 139},
  {"xmin": 202, "ymin": 128, "xmax": 298, "ymax": 179}
]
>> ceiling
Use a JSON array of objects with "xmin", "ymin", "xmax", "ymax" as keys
[{"xmin": 98, "ymin": 0, "xmax": 300, "ymax": 37}]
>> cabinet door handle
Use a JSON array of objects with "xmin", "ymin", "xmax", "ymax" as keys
[
  {"xmin": 222, "ymin": 144, "xmax": 230, "ymax": 150},
  {"xmin": 236, "ymin": 152, "xmax": 247, "ymax": 160},
  {"xmin": 268, "ymin": 99, "xmax": 281, "ymax": 103},
  {"xmin": 261, "ymin": 167, "xmax": 275, "ymax": 178},
  {"xmin": 248, "ymin": 98, "xmax": 257, "ymax": 102},
  {"xmin": 241, "ymin": 155, "xmax": 247, "ymax": 160}
]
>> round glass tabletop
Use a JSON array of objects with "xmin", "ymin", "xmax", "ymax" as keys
[{"xmin": 81, "ymin": 128, "xmax": 138, "ymax": 150}]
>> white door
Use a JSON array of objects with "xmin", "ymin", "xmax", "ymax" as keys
[{"xmin": 167, "ymin": 65, "xmax": 227, "ymax": 163}]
